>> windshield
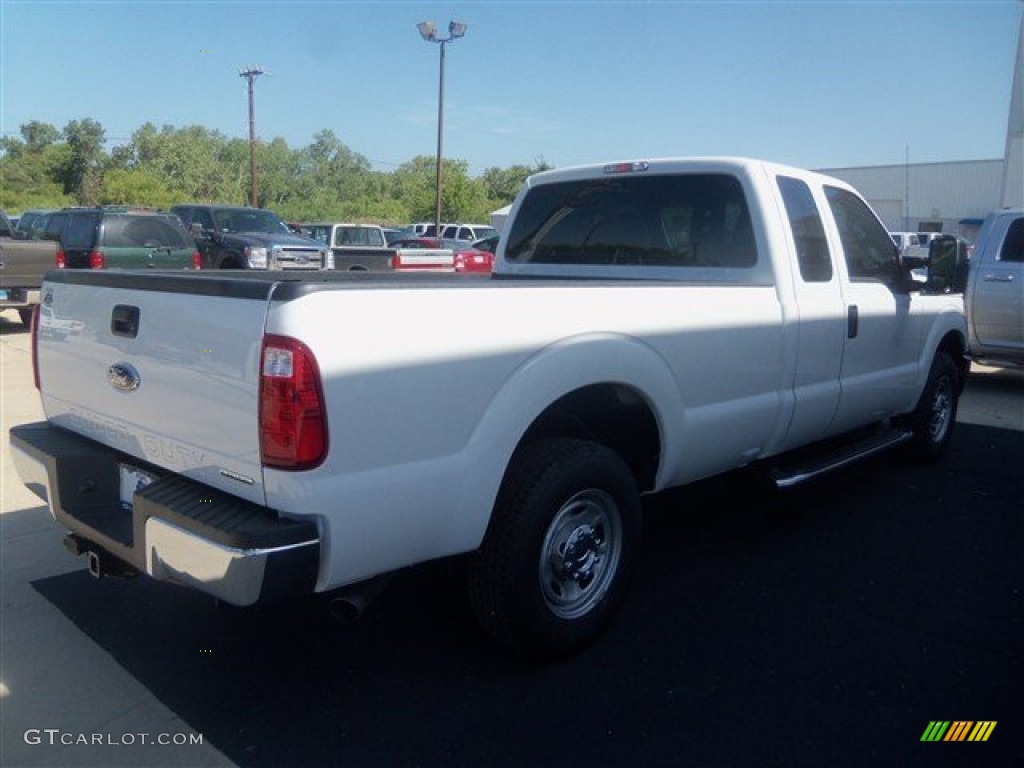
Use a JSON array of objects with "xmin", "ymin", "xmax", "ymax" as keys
[
  {"xmin": 212, "ymin": 208, "xmax": 290, "ymax": 235},
  {"xmin": 305, "ymin": 225, "xmax": 331, "ymax": 244}
]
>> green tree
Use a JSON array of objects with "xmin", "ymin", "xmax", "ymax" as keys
[
  {"xmin": 22, "ymin": 121, "xmax": 61, "ymax": 153},
  {"xmin": 256, "ymin": 137, "xmax": 300, "ymax": 209},
  {"xmin": 391, "ymin": 156, "xmax": 443, "ymax": 221},
  {"xmin": 100, "ymin": 168, "xmax": 178, "ymax": 207},
  {"xmin": 0, "ymin": 115, "xmax": 558, "ymax": 223},
  {"xmin": 60, "ymin": 118, "xmax": 107, "ymax": 203},
  {"xmin": 124, "ymin": 123, "xmax": 238, "ymax": 203},
  {"xmin": 480, "ymin": 161, "xmax": 551, "ymax": 207},
  {"xmin": 0, "ymin": 136, "xmax": 73, "ymax": 211}
]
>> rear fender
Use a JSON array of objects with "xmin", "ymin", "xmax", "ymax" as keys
[{"xmin": 456, "ymin": 332, "xmax": 684, "ymax": 549}]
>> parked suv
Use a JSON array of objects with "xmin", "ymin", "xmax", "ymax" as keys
[
  {"xmin": 41, "ymin": 208, "xmax": 200, "ymax": 270},
  {"xmin": 13, "ymin": 209, "xmax": 55, "ymax": 240}
]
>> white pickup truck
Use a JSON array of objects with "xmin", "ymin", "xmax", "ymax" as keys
[{"xmin": 10, "ymin": 158, "xmax": 968, "ymax": 659}]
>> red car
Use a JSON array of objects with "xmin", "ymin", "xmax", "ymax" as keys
[{"xmin": 389, "ymin": 238, "xmax": 493, "ymax": 273}]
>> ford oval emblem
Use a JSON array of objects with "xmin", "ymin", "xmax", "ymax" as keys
[{"xmin": 107, "ymin": 363, "xmax": 141, "ymax": 392}]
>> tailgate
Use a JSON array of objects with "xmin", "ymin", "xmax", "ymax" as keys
[
  {"xmin": 391, "ymin": 247, "xmax": 454, "ymax": 271},
  {"xmin": 36, "ymin": 271, "xmax": 275, "ymax": 505}
]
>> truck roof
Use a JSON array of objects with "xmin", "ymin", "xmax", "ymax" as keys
[{"xmin": 523, "ymin": 156, "xmax": 850, "ymax": 189}]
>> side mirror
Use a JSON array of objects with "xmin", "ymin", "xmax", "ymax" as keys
[
  {"xmin": 926, "ymin": 235, "xmax": 969, "ymax": 294},
  {"xmin": 899, "ymin": 248, "xmax": 928, "ymax": 292}
]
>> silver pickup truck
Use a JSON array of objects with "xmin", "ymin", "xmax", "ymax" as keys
[
  {"xmin": 966, "ymin": 208, "xmax": 1024, "ymax": 366},
  {"xmin": 0, "ymin": 209, "xmax": 58, "ymax": 326}
]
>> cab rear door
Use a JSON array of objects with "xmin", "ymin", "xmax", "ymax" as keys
[{"xmin": 970, "ymin": 214, "xmax": 1024, "ymax": 354}]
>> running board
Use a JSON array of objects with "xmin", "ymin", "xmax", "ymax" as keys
[{"xmin": 769, "ymin": 429, "xmax": 913, "ymax": 489}]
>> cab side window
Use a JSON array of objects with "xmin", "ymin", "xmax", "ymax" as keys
[
  {"xmin": 778, "ymin": 176, "xmax": 832, "ymax": 283},
  {"xmin": 1000, "ymin": 218, "xmax": 1024, "ymax": 262},
  {"xmin": 825, "ymin": 186, "xmax": 899, "ymax": 285}
]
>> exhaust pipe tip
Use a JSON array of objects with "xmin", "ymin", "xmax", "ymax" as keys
[{"xmin": 326, "ymin": 574, "xmax": 392, "ymax": 624}]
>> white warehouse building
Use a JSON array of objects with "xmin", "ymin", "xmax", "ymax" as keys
[
  {"xmin": 817, "ymin": 159, "xmax": 1005, "ymax": 241},
  {"xmin": 819, "ymin": 10, "xmax": 1023, "ymax": 242}
]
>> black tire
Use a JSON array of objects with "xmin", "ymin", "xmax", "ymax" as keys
[
  {"xmin": 218, "ymin": 253, "xmax": 242, "ymax": 269},
  {"xmin": 468, "ymin": 437, "xmax": 641, "ymax": 659},
  {"xmin": 18, "ymin": 308, "xmax": 33, "ymax": 327},
  {"xmin": 904, "ymin": 351, "xmax": 960, "ymax": 461}
]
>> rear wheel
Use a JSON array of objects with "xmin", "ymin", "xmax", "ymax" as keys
[
  {"xmin": 218, "ymin": 252, "xmax": 243, "ymax": 269},
  {"xmin": 905, "ymin": 351, "xmax": 960, "ymax": 461},
  {"xmin": 468, "ymin": 438, "xmax": 641, "ymax": 659}
]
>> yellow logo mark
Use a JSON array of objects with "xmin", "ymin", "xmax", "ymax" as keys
[{"xmin": 921, "ymin": 721, "xmax": 997, "ymax": 742}]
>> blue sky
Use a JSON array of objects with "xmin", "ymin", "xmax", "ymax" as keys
[{"xmin": 1, "ymin": 1, "xmax": 1021, "ymax": 175}]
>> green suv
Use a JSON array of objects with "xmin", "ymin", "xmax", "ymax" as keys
[{"xmin": 42, "ymin": 207, "xmax": 200, "ymax": 270}]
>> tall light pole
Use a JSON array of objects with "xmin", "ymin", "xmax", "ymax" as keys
[
  {"xmin": 417, "ymin": 20, "xmax": 467, "ymax": 236},
  {"xmin": 239, "ymin": 66, "xmax": 264, "ymax": 207}
]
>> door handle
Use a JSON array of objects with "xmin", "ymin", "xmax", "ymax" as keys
[
  {"xmin": 847, "ymin": 305, "xmax": 859, "ymax": 339},
  {"xmin": 983, "ymin": 273, "xmax": 1015, "ymax": 283}
]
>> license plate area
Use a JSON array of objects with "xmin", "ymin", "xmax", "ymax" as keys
[{"xmin": 120, "ymin": 463, "xmax": 155, "ymax": 511}]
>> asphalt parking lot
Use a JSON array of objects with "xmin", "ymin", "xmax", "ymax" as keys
[{"xmin": 1, "ymin": 307, "xmax": 1021, "ymax": 768}]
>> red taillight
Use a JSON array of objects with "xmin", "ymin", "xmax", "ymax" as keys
[
  {"xmin": 191, "ymin": 250, "xmax": 202, "ymax": 270},
  {"xmin": 89, "ymin": 250, "xmax": 105, "ymax": 269},
  {"xmin": 30, "ymin": 304, "xmax": 41, "ymax": 390},
  {"xmin": 55, "ymin": 250, "xmax": 66, "ymax": 269},
  {"xmin": 259, "ymin": 335, "xmax": 327, "ymax": 470}
]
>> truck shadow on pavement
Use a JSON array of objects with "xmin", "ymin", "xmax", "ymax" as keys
[{"xmin": 30, "ymin": 422, "xmax": 1023, "ymax": 767}]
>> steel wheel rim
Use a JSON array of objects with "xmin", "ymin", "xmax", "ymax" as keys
[
  {"xmin": 539, "ymin": 488, "xmax": 623, "ymax": 620},
  {"xmin": 928, "ymin": 375, "xmax": 953, "ymax": 444}
]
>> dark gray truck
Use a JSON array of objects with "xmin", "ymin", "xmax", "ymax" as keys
[
  {"xmin": 0, "ymin": 210, "xmax": 58, "ymax": 326},
  {"xmin": 171, "ymin": 204, "xmax": 329, "ymax": 271}
]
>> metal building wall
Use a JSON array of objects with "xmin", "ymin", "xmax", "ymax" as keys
[{"xmin": 816, "ymin": 160, "xmax": 1004, "ymax": 237}]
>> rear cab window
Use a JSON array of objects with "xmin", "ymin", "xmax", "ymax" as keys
[
  {"xmin": 63, "ymin": 212, "xmax": 102, "ymax": 250},
  {"xmin": 100, "ymin": 215, "xmax": 192, "ymax": 249},
  {"xmin": 504, "ymin": 172, "xmax": 768, "ymax": 283}
]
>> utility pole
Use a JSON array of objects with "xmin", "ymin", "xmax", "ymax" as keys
[{"xmin": 239, "ymin": 66, "xmax": 264, "ymax": 207}]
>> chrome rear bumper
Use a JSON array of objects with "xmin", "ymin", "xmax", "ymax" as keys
[{"xmin": 10, "ymin": 422, "xmax": 319, "ymax": 606}]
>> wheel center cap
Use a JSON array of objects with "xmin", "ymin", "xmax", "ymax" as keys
[{"xmin": 562, "ymin": 524, "xmax": 601, "ymax": 579}]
